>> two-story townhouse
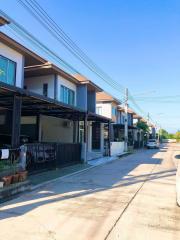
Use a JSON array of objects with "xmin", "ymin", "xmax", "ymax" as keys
[
  {"xmin": 96, "ymin": 92, "xmax": 126, "ymax": 156},
  {"xmin": 96, "ymin": 92, "xmax": 120, "ymax": 123},
  {"xmin": 0, "ymin": 32, "xmax": 89, "ymax": 170},
  {"xmin": 116, "ymin": 107, "xmax": 139, "ymax": 149},
  {"xmin": 24, "ymin": 66, "xmax": 111, "ymax": 162},
  {"xmin": 0, "ymin": 32, "xmax": 46, "ymax": 148},
  {"xmin": 24, "ymin": 63, "xmax": 80, "ymax": 144},
  {"xmin": 96, "ymin": 91, "xmax": 146, "ymax": 154},
  {"xmin": 75, "ymin": 75, "xmax": 111, "ymax": 160}
]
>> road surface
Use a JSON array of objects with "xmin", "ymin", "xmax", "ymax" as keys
[{"xmin": 0, "ymin": 144, "xmax": 180, "ymax": 240}]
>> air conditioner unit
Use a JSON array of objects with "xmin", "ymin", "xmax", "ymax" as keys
[{"xmin": 63, "ymin": 121, "xmax": 72, "ymax": 128}]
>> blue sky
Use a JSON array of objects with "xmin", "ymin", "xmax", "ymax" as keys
[{"xmin": 1, "ymin": 0, "xmax": 180, "ymax": 132}]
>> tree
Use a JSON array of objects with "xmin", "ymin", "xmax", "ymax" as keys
[
  {"xmin": 168, "ymin": 133, "xmax": 174, "ymax": 139},
  {"xmin": 174, "ymin": 131, "xmax": 180, "ymax": 140},
  {"xmin": 136, "ymin": 121, "xmax": 149, "ymax": 133},
  {"xmin": 159, "ymin": 129, "xmax": 169, "ymax": 139}
]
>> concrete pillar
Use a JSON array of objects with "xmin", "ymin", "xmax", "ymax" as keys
[
  {"xmin": 108, "ymin": 121, "xmax": 111, "ymax": 156},
  {"xmin": 81, "ymin": 114, "xmax": 88, "ymax": 163},
  {"xmin": 38, "ymin": 114, "xmax": 42, "ymax": 142},
  {"xmin": 100, "ymin": 123, "xmax": 104, "ymax": 154},
  {"xmin": 11, "ymin": 95, "xmax": 22, "ymax": 148},
  {"xmin": 87, "ymin": 121, "xmax": 92, "ymax": 152}
]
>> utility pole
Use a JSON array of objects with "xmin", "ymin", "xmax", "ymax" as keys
[
  {"xmin": 124, "ymin": 88, "xmax": 128, "ymax": 152},
  {"xmin": 158, "ymin": 126, "xmax": 161, "ymax": 143},
  {"xmin": 147, "ymin": 112, "xmax": 150, "ymax": 124}
]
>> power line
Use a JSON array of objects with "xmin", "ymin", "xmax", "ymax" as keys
[
  {"xmin": 17, "ymin": 0, "xmax": 126, "ymax": 96},
  {"xmin": 16, "ymin": 0, "xmax": 154, "ymax": 121},
  {"xmin": 0, "ymin": 6, "xmax": 155, "ymax": 124}
]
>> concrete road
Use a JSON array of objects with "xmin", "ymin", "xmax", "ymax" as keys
[{"xmin": 0, "ymin": 144, "xmax": 180, "ymax": 240}]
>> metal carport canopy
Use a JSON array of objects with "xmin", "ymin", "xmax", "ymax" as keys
[
  {"xmin": 113, "ymin": 123, "xmax": 137, "ymax": 130},
  {"xmin": 0, "ymin": 82, "xmax": 86, "ymax": 120},
  {"xmin": 87, "ymin": 111, "xmax": 111, "ymax": 123},
  {"xmin": 0, "ymin": 82, "xmax": 112, "ymax": 122}
]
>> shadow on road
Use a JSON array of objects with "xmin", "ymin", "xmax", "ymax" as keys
[{"xmin": 0, "ymin": 145, "xmax": 176, "ymax": 220}]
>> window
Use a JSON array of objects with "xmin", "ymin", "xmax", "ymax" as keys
[
  {"xmin": 43, "ymin": 83, "xmax": 48, "ymax": 97},
  {"xmin": 96, "ymin": 106, "xmax": 102, "ymax": 115},
  {"xmin": 79, "ymin": 121, "xmax": 84, "ymax": 143},
  {"xmin": 0, "ymin": 55, "xmax": 16, "ymax": 85},
  {"xmin": 112, "ymin": 106, "xmax": 117, "ymax": 116},
  {"xmin": 60, "ymin": 85, "xmax": 75, "ymax": 105}
]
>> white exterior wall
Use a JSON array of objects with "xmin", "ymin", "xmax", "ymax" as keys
[
  {"xmin": 121, "ymin": 112, "xmax": 125, "ymax": 124},
  {"xmin": 0, "ymin": 42, "xmax": 24, "ymax": 88},
  {"xmin": 25, "ymin": 75, "xmax": 55, "ymax": 99},
  {"xmin": 56, "ymin": 75, "xmax": 77, "ymax": 105},
  {"xmin": 111, "ymin": 141, "xmax": 125, "ymax": 156},
  {"xmin": 39, "ymin": 115, "xmax": 73, "ymax": 143},
  {"xmin": 25, "ymin": 74, "xmax": 77, "ymax": 105},
  {"xmin": 96, "ymin": 103, "xmax": 112, "ymax": 119}
]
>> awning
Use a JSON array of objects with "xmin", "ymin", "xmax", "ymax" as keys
[
  {"xmin": 113, "ymin": 123, "xmax": 137, "ymax": 130},
  {"xmin": 87, "ymin": 112, "xmax": 111, "ymax": 123},
  {"xmin": 0, "ymin": 82, "xmax": 85, "ymax": 121},
  {"xmin": 0, "ymin": 82, "xmax": 111, "ymax": 123}
]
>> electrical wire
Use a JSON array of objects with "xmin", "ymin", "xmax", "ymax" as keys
[
  {"xmin": 17, "ymin": 0, "xmax": 153, "ymax": 121},
  {"xmin": 0, "ymin": 5, "xmax": 156, "ymax": 125},
  {"xmin": 17, "ymin": 0, "xmax": 126, "ymax": 96}
]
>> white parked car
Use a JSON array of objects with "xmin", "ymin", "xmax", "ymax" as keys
[{"xmin": 146, "ymin": 139, "xmax": 159, "ymax": 149}]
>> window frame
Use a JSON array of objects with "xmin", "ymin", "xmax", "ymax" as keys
[
  {"xmin": 60, "ymin": 85, "xmax": 75, "ymax": 106},
  {"xmin": 0, "ymin": 55, "xmax": 16, "ymax": 86}
]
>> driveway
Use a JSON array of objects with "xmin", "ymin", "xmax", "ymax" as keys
[{"xmin": 0, "ymin": 144, "xmax": 180, "ymax": 240}]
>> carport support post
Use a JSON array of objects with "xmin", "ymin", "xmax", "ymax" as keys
[
  {"xmin": 108, "ymin": 121, "xmax": 111, "ymax": 156},
  {"xmin": 82, "ymin": 114, "xmax": 88, "ymax": 163},
  {"xmin": 11, "ymin": 95, "xmax": 22, "ymax": 148},
  {"xmin": 124, "ymin": 88, "xmax": 128, "ymax": 152}
]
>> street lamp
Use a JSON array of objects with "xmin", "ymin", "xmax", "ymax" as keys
[{"xmin": 0, "ymin": 16, "xmax": 10, "ymax": 26}]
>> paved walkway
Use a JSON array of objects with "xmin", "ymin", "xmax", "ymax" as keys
[
  {"xmin": 87, "ymin": 152, "xmax": 128, "ymax": 166},
  {"xmin": 0, "ymin": 144, "xmax": 180, "ymax": 240}
]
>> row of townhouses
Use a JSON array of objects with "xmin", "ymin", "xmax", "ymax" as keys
[{"xmin": 0, "ymin": 24, "xmax": 156, "ymax": 174}]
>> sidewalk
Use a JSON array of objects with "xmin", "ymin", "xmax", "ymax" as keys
[
  {"xmin": 87, "ymin": 152, "xmax": 129, "ymax": 166},
  {"xmin": 30, "ymin": 153, "xmax": 130, "ymax": 189}
]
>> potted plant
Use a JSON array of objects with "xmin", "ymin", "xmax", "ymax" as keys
[
  {"xmin": 10, "ymin": 151, "xmax": 21, "ymax": 184},
  {"xmin": 0, "ymin": 161, "xmax": 13, "ymax": 187},
  {"xmin": 12, "ymin": 172, "xmax": 20, "ymax": 184},
  {"xmin": 18, "ymin": 170, "xmax": 28, "ymax": 182},
  {"xmin": 2, "ymin": 175, "xmax": 12, "ymax": 186}
]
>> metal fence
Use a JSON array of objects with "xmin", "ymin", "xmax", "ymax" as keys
[
  {"xmin": 0, "ymin": 143, "xmax": 82, "ymax": 175},
  {"xmin": 26, "ymin": 142, "xmax": 82, "ymax": 173},
  {"xmin": 0, "ymin": 148, "xmax": 20, "ymax": 178}
]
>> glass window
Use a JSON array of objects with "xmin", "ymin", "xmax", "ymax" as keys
[
  {"xmin": 112, "ymin": 106, "xmax": 117, "ymax": 116},
  {"xmin": 79, "ymin": 121, "xmax": 84, "ymax": 143},
  {"xmin": 0, "ymin": 55, "xmax": 16, "ymax": 85},
  {"xmin": 60, "ymin": 85, "xmax": 75, "ymax": 105},
  {"xmin": 96, "ymin": 106, "xmax": 102, "ymax": 115},
  {"xmin": 43, "ymin": 83, "xmax": 48, "ymax": 97}
]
